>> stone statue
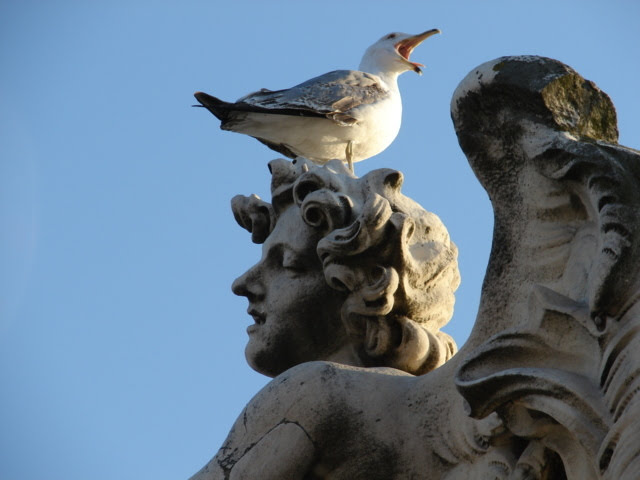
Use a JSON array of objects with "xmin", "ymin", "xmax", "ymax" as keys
[
  {"xmin": 190, "ymin": 56, "xmax": 640, "ymax": 479},
  {"xmin": 230, "ymin": 158, "xmax": 459, "ymax": 377}
]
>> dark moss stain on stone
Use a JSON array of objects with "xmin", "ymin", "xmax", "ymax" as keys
[{"xmin": 542, "ymin": 73, "xmax": 618, "ymax": 143}]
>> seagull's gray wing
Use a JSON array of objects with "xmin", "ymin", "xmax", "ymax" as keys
[{"xmin": 237, "ymin": 70, "xmax": 390, "ymax": 126}]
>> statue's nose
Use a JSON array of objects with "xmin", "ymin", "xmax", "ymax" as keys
[{"xmin": 231, "ymin": 265, "xmax": 265, "ymax": 301}]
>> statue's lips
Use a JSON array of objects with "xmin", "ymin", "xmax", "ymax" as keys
[{"xmin": 247, "ymin": 309, "xmax": 266, "ymax": 333}]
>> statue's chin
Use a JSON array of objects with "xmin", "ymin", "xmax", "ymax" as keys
[{"xmin": 245, "ymin": 343, "xmax": 285, "ymax": 378}]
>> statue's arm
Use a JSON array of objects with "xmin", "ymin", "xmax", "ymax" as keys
[
  {"xmin": 188, "ymin": 361, "xmax": 429, "ymax": 480},
  {"xmin": 189, "ymin": 420, "xmax": 315, "ymax": 480},
  {"xmin": 189, "ymin": 363, "xmax": 328, "ymax": 480}
]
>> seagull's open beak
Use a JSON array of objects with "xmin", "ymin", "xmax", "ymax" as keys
[{"xmin": 395, "ymin": 29, "xmax": 440, "ymax": 75}]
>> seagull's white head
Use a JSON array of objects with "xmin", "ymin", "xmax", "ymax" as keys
[{"xmin": 359, "ymin": 29, "xmax": 440, "ymax": 78}]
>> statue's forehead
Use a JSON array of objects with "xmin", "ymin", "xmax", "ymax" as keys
[{"xmin": 262, "ymin": 206, "xmax": 321, "ymax": 255}]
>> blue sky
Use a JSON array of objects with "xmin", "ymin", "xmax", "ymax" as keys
[{"xmin": 1, "ymin": 1, "xmax": 638, "ymax": 479}]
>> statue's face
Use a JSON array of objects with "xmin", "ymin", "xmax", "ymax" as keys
[{"xmin": 232, "ymin": 206, "xmax": 347, "ymax": 377}]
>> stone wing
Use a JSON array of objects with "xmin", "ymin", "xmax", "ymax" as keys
[{"xmin": 451, "ymin": 56, "xmax": 640, "ymax": 480}]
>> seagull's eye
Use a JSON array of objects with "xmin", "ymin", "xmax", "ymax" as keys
[{"xmin": 386, "ymin": 34, "xmax": 397, "ymax": 40}]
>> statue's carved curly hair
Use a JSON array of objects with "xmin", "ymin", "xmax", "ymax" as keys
[{"xmin": 232, "ymin": 158, "xmax": 460, "ymax": 374}]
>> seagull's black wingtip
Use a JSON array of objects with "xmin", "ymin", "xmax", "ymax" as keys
[
  {"xmin": 194, "ymin": 91, "xmax": 218, "ymax": 104},
  {"xmin": 192, "ymin": 91, "xmax": 231, "ymax": 122}
]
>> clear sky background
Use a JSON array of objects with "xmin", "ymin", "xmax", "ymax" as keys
[{"xmin": 1, "ymin": 1, "xmax": 638, "ymax": 479}]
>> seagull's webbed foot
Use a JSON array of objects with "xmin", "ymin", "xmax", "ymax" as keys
[{"xmin": 346, "ymin": 141, "xmax": 354, "ymax": 174}]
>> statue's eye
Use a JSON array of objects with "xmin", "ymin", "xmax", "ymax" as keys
[
  {"xmin": 282, "ymin": 249, "xmax": 306, "ymax": 272},
  {"xmin": 386, "ymin": 33, "xmax": 397, "ymax": 40}
]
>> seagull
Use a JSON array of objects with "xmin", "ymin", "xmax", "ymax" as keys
[{"xmin": 194, "ymin": 29, "xmax": 440, "ymax": 171}]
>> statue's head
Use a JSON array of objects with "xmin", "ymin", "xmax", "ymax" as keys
[{"xmin": 232, "ymin": 159, "xmax": 460, "ymax": 377}]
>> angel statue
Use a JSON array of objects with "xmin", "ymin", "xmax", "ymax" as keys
[{"xmin": 190, "ymin": 56, "xmax": 640, "ymax": 480}]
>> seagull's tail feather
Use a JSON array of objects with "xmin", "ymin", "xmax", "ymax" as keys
[{"xmin": 193, "ymin": 91, "xmax": 233, "ymax": 123}]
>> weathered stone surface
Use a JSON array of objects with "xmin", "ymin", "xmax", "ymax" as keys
[
  {"xmin": 190, "ymin": 56, "xmax": 640, "ymax": 479},
  {"xmin": 452, "ymin": 56, "xmax": 640, "ymax": 480}
]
